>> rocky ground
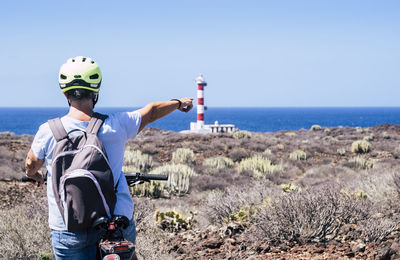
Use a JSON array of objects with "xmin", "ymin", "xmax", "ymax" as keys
[
  {"xmin": 2, "ymin": 180, "xmax": 400, "ymax": 259},
  {"xmin": 1, "ymin": 125, "xmax": 400, "ymax": 259}
]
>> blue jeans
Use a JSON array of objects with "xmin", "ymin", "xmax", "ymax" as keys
[{"xmin": 51, "ymin": 218, "xmax": 136, "ymax": 260}]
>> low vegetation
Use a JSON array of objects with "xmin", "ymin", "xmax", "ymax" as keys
[
  {"xmin": 351, "ymin": 140, "xmax": 372, "ymax": 154},
  {"xmin": 1, "ymin": 124, "xmax": 400, "ymax": 259},
  {"xmin": 238, "ymin": 155, "xmax": 283, "ymax": 177}
]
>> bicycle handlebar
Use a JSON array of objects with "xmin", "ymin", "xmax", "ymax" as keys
[{"xmin": 124, "ymin": 172, "xmax": 168, "ymax": 186}]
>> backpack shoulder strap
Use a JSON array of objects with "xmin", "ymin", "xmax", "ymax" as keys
[
  {"xmin": 48, "ymin": 118, "xmax": 68, "ymax": 142},
  {"xmin": 86, "ymin": 112, "xmax": 108, "ymax": 135}
]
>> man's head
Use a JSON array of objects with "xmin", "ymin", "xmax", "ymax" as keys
[{"xmin": 59, "ymin": 56, "xmax": 102, "ymax": 107}]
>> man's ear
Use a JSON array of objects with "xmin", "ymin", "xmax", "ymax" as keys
[
  {"xmin": 64, "ymin": 93, "xmax": 71, "ymax": 107},
  {"xmin": 92, "ymin": 93, "xmax": 99, "ymax": 107}
]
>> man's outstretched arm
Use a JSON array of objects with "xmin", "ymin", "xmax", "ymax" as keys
[{"xmin": 137, "ymin": 98, "xmax": 193, "ymax": 133}]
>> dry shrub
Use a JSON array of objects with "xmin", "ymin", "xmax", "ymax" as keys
[
  {"xmin": 204, "ymin": 180, "xmax": 275, "ymax": 224},
  {"xmin": 140, "ymin": 143, "xmax": 158, "ymax": 155},
  {"xmin": 344, "ymin": 166, "xmax": 398, "ymax": 206},
  {"xmin": 164, "ymin": 133, "xmax": 187, "ymax": 143},
  {"xmin": 133, "ymin": 199, "xmax": 156, "ymax": 231},
  {"xmin": 393, "ymin": 172, "xmax": 400, "ymax": 198},
  {"xmin": 361, "ymin": 215, "xmax": 400, "ymax": 242},
  {"xmin": 0, "ymin": 197, "xmax": 53, "ymax": 259},
  {"xmin": 228, "ymin": 147, "xmax": 250, "ymax": 162},
  {"xmin": 0, "ymin": 146, "xmax": 25, "ymax": 180},
  {"xmin": 250, "ymin": 184, "xmax": 371, "ymax": 244},
  {"xmin": 191, "ymin": 168, "xmax": 252, "ymax": 192},
  {"xmin": 132, "ymin": 199, "xmax": 172, "ymax": 259}
]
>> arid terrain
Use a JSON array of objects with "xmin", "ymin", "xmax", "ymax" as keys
[{"xmin": 1, "ymin": 124, "xmax": 400, "ymax": 259}]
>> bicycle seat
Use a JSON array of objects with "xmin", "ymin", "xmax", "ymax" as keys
[
  {"xmin": 92, "ymin": 217, "xmax": 109, "ymax": 230},
  {"xmin": 111, "ymin": 215, "xmax": 130, "ymax": 229}
]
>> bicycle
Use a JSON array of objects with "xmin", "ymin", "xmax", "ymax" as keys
[
  {"xmin": 24, "ymin": 172, "xmax": 168, "ymax": 260},
  {"xmin": 93, "ymin": 172, "xmax": 168, "ymax": 260}
]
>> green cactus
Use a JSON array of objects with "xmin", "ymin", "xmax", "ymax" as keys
[
  {"xmin": 289, "ymin": 150, "xmax": 307, "ymax": 161},
  {"xmin": 351, "ymin": 140, "xmax": 371, "ymax": 154},
  {"xmin": 155, "ymin": 209, "xmax": 196, "ymax": 232},
  {"xmin": 130, "ymin": 179, "xmax": 165, "ymax": 198},
  {"xmin": 337, "ymin": 148, "xmax": 346, "ymax": 156},
  {"xmin": 232, "ymin": 130, "xmax": 252, "ymax": 139},
  {"xmin": 349, "ymin": 156, "xmax": 374, "ymax": 170},
  {"xmin": 310, "ymin": 125, "xmax": 322, "ymax": 131},
  {"xmin": 285, "ymin": 132, "xmax": 297, "ymax": 137},
  {"xmin": 203, "ymin": 156, "xmax": 234, "ymax": 169},
  {"xmin": 281, "ymin": 183, "xmax": 301, "ymax": 192},
  {"xmin": 238, "ymin": 155, "xmax": 283, "ymax": 178},
  {"xmin": 172, "ymin": 148, "xmax": 195, "ymax": 164},
  {"xmin": 123, "ymin": 149, "xmax": 153, "ymax": 172},
  {"xmin": 150, "ymin": 164, "xmax": 196, "ymax": 196},
  {"xmin": 382, "ymin": 132, "xmax": 390, "ymax": 139},
  {"xmin": 228, "ymin": 206, "xmax": 257, "ymax": 225}
]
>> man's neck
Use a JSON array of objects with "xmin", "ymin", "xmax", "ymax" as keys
[{"xmin": 67, "ymin": 105, "xmax": 93, "ymax": 121}]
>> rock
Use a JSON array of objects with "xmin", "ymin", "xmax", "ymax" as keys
[
  {"xmin": 377, "ymin": 244, "xmax": 394, "ymax": 260},
  {"xmin": 351, "ymin": 241, "xmax": 366, "ymax": 253},
  {"xmin": 390, "ymin": 242, "xmax": 400, "ymax": 253},
  {"xmin": 202, "ymin": 238, "xmax": 223, "ymax": 249},
  {"xmin": 313, "ymin": 247, "xmax": 325, "ymax": 254}
]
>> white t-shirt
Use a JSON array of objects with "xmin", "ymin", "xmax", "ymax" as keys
[{"xmin": 31, "ymin": 111, "xmax": 142, "ymax": 231}]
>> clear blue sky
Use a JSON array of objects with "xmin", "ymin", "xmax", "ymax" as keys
[{"xmin": 0, "ymin": 0, "xmax": 399, "ymax": 107}]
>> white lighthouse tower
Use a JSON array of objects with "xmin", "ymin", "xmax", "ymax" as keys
[{"xmin": 196, "ymin": 74, "xmax": 207, "ymax": 129}]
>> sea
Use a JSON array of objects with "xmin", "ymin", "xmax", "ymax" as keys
[{"xmin": 0, "ymin": 107, "xmax": 400, "ymax": 135}]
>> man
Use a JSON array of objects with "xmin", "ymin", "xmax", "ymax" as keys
[{"xmin": 25, "ymin": 56, "xmax": 193, "ymax": 259}]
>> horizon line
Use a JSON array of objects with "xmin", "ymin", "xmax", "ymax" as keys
[{"xmin": 1, "ymin": 106, "xmax": 400, "ymax": 109}]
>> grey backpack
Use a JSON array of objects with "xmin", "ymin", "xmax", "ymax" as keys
[{"xmin": 48, "ymin": 113, "xmax": 117, "ymax": 231}]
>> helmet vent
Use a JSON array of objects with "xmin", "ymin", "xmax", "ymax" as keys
[
  {"xmin": 60, "ymin": 74, "xmax": 67, "ymax": 80},
  {"xmin": 72, "ymin": 59, "xmax": 75, "ymax": 62},
  {"xmin": 91, "ymin": 61, "xmax": 95, "ymax": 64},
  {"xmin": 82, "ymin": 57, "xmax": 86, "ymax": 62},
  {"xmin": 89, "ymin": 74, "xmax": 99, "ymax": 79},
  {"xmin": 74, "ymin": 75, "xmax": 82, "ymax": 79}
]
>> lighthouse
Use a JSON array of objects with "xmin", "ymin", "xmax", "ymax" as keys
[
  {"xmin": 196, "ymin": 74, "xmax": 207, "ymax": 129},
  {"xmin": 185, "ymin": 74, "xmax": 237, "ymax": 134}
]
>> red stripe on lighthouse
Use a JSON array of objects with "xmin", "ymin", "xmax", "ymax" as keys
[
  {"xmin": 198, "ymin": 85, "xmax": 204, "ymax": 90},
  {"xmin": 197, "ymin": 114, "xmax": 204, "ymax": 121},
  {"xmin": 198, "ymin": 98, "xmax": 204, "ymax": 105}
]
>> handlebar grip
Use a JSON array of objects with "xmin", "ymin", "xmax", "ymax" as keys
[
  {"xmin": 140, "ymin": 174, "xmax": 168, "ymax": 181},
  {"xmin": 124, "ymin": 172, "xmax": 168, "ymax": 181}
]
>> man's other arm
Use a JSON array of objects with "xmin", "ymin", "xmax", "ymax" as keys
[{"xmin": 25, "ymin": 149, "xmax": 45, "ymax": 185}]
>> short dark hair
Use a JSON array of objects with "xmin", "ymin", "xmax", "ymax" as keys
[{"xmin": 65, "ymin": 89, "xmax": 95, "ymax": 101}]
